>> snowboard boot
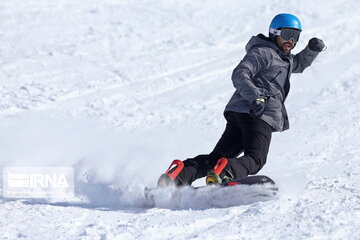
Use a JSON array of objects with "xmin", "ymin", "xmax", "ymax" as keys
[
  {"xmin": 157, "ymin": 160, "xmax": 186, "ymax": 187},
  {"xmin": 206, "ymin": 158, "xmax": 234, "ymax": 185}
]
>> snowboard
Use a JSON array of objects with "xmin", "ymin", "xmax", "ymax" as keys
[{"xmin": 144, "ymin": 175, "xmax": 278, "ymax": 208}]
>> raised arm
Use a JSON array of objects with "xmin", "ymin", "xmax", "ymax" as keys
[{"xmin": 292, "ymin": 38, "xmax": 325, "ymax": 73}]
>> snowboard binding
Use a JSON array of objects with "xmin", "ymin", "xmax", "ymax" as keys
[
  {"xmin": 157, "ymin": 160, "xmax": 184, "ymax": 187},
  {"xmin": 206, "ymin": 158, "xmax": 234, "ymax": 185}
]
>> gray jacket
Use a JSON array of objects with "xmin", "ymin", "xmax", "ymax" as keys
[{"xmin": 225, "ymin": 34, "xmax": 319, "ymax": 132}]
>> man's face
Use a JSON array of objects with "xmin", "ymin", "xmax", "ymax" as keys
[{"xmin": 276, "ymin": 36, "xmax": 296, "ymax": 53}]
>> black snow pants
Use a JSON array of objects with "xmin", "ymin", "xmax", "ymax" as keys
[{"xmin": 178, "ymin": 111, "xmax": 273, "ymax": 185}]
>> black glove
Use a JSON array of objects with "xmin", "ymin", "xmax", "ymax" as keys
[
  {"xmin": 308, "ymin": 38, "xmax": 326, "ymax": 52},
  {"xmin": 249, "ymin": 97, "xmax": 266, "ymax": 118}
]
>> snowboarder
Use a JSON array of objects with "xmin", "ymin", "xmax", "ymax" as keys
[{"xmin": 158, "ymin": 13, "xmax": 326, "ymax": 187}]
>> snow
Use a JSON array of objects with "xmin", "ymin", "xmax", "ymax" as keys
[{"xmin": 1, "ymin": 0, "xmax": 360, "ymax": 239}]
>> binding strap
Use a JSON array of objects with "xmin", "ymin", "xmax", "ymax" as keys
[{"xmin": 165, "ymin": 160, "xmax": 184, "ymax": 180}]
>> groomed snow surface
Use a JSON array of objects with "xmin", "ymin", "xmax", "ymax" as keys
[{"xmin": 1, "ymin": 0, "xmax": 360, "ymax": 239}]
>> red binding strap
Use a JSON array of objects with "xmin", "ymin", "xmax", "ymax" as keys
[
  {"xmin": 212, "ymin": 158, "xmax": 228, "ymax": 175},
  {"xmin": 165, "ymin": 160, "xmax": 184, "ymax": 180}
]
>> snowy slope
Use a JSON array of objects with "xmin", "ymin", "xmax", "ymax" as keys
[{"xmin": 1, "ymin": 0, "xmax": 360, "ymax": 239}]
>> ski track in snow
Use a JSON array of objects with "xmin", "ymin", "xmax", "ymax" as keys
[{"xmin": 1, "ymin": 0, "xmax": 360, "ymax": 239}]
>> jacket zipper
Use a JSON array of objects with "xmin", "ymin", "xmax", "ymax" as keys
[{"xmin": 270, "ymin": 70, "xmax": 286, "ymax": 103}]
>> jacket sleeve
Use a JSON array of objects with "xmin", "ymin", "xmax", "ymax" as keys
[
  {"xmin": 292, "ymin": 45, "xmax": 320, "ymax": 73},
  {"xmin": 231, "ymin": 48, "xmax": 270, "ymax": 103}
]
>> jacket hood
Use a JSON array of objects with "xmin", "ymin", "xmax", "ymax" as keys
[{"xmin": 245, "ymin": 34, "xmax": 291, "ymax": 58}]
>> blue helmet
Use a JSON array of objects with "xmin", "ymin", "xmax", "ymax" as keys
[{"xmin": 269, "ymin": 13, "xmax": 302, "ymax": 39}]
